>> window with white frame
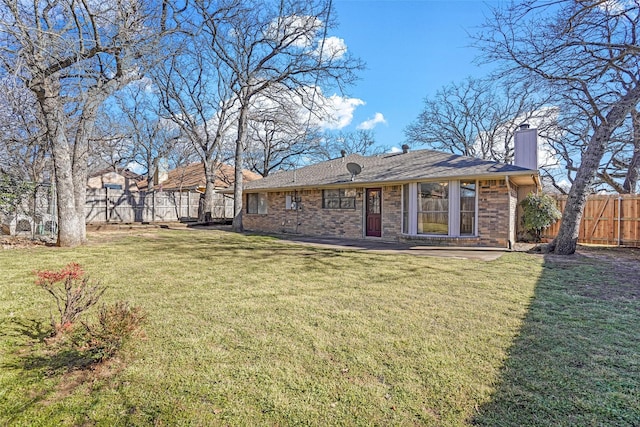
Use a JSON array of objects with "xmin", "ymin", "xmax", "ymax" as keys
[
  {"xmin": 403, "ymin": 180, "xmax": 477, "ymax": 236},
  {"xmin": 246, "ymin": 193, "xmax": 267, "ymax": 214}
]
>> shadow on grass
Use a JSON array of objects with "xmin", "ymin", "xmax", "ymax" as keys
[
  {"xmin": 2, "ymin": 318, "xmax": 98, "ymax": 375},
  {"xmin": 0, "ymin": 318, "xmax": 101, "ymax": 422},
  {"xmin": 473, "ymin": 253, "xmax": 640, "ymax": 426},
  {"xmin": 1, "ymin": 318, "xmax": 51, "ymax": 343}
]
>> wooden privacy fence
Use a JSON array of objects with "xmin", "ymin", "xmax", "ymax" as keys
[
  {"xmin": 85, "ymin": 188, "xmax": 233, "ymax": 223},
  {"xmin": 541, "ymin": 194, "xmax": 640, "ymax": 247}
]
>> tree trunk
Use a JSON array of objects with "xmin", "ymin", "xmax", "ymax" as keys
[
  {"xmin": 35, "ymin": 78, "xmax": 85, "ymax": 247},
  {"xmin": 72, "ymin": 96, "xmax": 102, "ymax": 243},
  {"xmin": 551, "ymin": 85, "xmax": 640, "ymax": 255},
  {"xmin": 622, "ymin": 109, "xmax": 640, "ymax": 194},
  {"xmin": 232, "ymin": 97, "xmax": 249, "ymax": 232},
  {"xmin": 200, "ymin": 162, "xmax": 217, "ymax": 223}
]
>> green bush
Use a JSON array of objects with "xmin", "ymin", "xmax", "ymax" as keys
[{"xmin": 520, "ymin": 193, "xmax": 562, "ymax": 242}]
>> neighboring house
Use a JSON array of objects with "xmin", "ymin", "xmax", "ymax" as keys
[
  {"xmin": 137, "ymin": 162, "xmax": 261, "ymax": 192},
  {"xmin": 241, "ymin": 128, "xmax": 541, "ymax": 249},
  {"xmin": 85, "ymin": 163, "xmax": 260, "ymax": 223},
  {"xmin": 87, "ymin": 168, "xmax": 144, "ymax": 192}
]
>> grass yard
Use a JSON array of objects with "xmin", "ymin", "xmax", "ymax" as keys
[{"xmin": 0, "ymin": 229, "xmax": 638, "ymax": 426}]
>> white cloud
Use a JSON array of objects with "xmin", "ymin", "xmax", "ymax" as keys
[
  {"xmin": 245, "ymin": 85, "xmax": 364, "ymax": 131},
  {"xmin": 357, "ymin": 112, "xmax": 387, "ymax": 130},
  {"xmin": 599, "ymin": 0, "xmax": 626, "ymax": 13},
  {"xmin": 389, "ymin": 146, "xmax": 403, "ymax": 153},
  {"xmin": 126, "ymin": 162, "xmax": 146, "ymax": 175},
  {"xmin": 318, "ymin": 94, "xmax": 365, "ymax": 130},
  {"xmin": 266, "ymin": 15, "xmax": 322, "ymax": 49},
  {"xmin": 315, "ymin": 36, "xmax": 347, "ymax": 60}
]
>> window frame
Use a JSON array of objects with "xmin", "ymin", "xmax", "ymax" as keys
[
  {"xmin": 403, "ymin": 180, "xmax": 477, "ymax": 237},
  {"xmin": 246, "ymin": 192, "xmax": 267, "ymax": 214},
  {"xmin": 322, "ymin": 188, "xmax": 356, "ymax": 210},
  {"xmin": 417, "ymin": 182, "xmax": 449, "ymax": 235},
  {"xmin": 459, "ymin": 180, "xmax": 477, "ymax": 236}
]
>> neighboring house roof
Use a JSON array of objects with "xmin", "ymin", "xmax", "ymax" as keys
[
  {"xmin": 243, "ymin": 149, "xmax": 539, "ymax": 192},
  {"xmin": 87, "ymin": 167, "xmax": 144, "ymax": 191},
  {"xmin": 138, "ymin": 162, "xmax": 262, "ymax": 192},
  {"xmin": 89, "ymin": 167, "xmax": 144, "ymax": 181}
]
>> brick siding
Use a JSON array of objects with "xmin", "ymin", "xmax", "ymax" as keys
[
  {"xmin": 476, "ymin": 179, "xmax": 513, "ymax": 248},
  {"xmin": 244, "ymin": 179, "xmax": 517, "ymax": 248}
]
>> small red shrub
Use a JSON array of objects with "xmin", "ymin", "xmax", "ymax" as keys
[{"xmin": 34, "ymin": 263, "xmax": 106, "ymax": 336}]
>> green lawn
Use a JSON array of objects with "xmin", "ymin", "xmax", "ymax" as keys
[{"xmin": 0, "ymin": 229, "xmax": 638, "ymax": 426}]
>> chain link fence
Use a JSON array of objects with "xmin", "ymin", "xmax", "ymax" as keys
[{"xmin": 0, "ymin": 182, "xmax": 57, "ymax": 238}]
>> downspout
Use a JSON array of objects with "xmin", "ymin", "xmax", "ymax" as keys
[{"xmin": 505, "ymin": 176, "xmax": 513, "ymax": 250}]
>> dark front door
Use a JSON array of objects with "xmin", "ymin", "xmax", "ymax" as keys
[{"xmin": 366, "ymin": 188, "xmax": 382, "ymax": 237}]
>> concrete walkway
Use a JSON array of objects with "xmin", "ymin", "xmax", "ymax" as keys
[
  {"xmin": 183, "ymin": 224, "xmax": 510, "ymax": 261},
  {"xmin": 271, "ymin": 234, "xmax": 507, "ymax": 261}
]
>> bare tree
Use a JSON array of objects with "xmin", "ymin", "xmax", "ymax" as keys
[
  {"xmin": 596, "ymin": 108, "xmax": 640, "ymax": 193},
  {"xmin": 89, "ymin": 114, "xmax": 136, "ymax": 173},
  {"xmin": 0, "ymin": 78, "xmax": 49, "ymax": 183},
  {"xmin": 405, "ymin": 77, "xmax": 555, "ymax": 163},
  {"xmin": 538, "ymin": 96, "xmax": 640, "ymax": 194},
  {"xmin": 153, "ymin": 31, "xmax": 237, "ymax": 221},
  {"xmin": 101, "ymin": 81, "xmax": 183, "ymax": 189},
  {"xmin": 196, "ymin": 0, "xmax": 363, "ymax": 231},
  {"xmin": 312, "ymin": 129, "xmax": 385, "ymax": 161},
  {"xmin": 476, "ymin": 0, "xmax": 640, "ymax": 254},
  {"xmin": 243, "ymin": 85, "xmax": 335, "ymax": 176},
  {"xmin": 0, "ymin": 0, "xmax": 174, "ymax": 246},
  {"xmin": 622, "ymin": 109, "xmax": 640, "ymax": 193}
]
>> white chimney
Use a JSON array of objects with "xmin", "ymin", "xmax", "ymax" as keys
[{"xmin": 514, "ymin": 125, "xmax": 538, "ymax": 170}]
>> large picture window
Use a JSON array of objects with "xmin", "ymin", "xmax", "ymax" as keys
[
  {"xmin": 246, "ymin": 193, "xmax": 267, "ymax": 214},
  {"xmin": 323, "ymin": 189, "xmax": 356, "ymax": 209},
  {"xmin": 404, "ymin": 180, "xmax": 477, "ymax": 237}
]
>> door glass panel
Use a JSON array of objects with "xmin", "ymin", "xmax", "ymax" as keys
[{"xmin": 368, "ymin": 190, "xmax": 380, "ymax": 214}]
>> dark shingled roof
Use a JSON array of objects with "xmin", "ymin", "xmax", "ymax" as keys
[{"xmin": 244, "ymin": 149, "xmax": 538, "ymax": 191}]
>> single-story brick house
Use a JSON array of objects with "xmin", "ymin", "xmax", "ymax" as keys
[{"xmin": 241, "ymin": 129, "xmax": 541, "ymax": 248}]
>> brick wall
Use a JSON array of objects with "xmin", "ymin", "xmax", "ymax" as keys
[
  {"xmin": 244, "ymin": 185, "xmax": 404, "ymax": 240},
  {"xmin": 382, "ymin": 185, "xmax": 402, "ymax": 238},
  {"xmin": 244, "ymin": 189, "xmax": 364, "ymax": 238},
  {"xmin": 244, "ymin": 179, "xmax": 516, "ymax": 248},
  {"xmin": 477, "ymin": 179, "xmax": 512, "ymax": 248},
  {"xmin": 508, "ymin": 184, "xmax": 519, "ymax": 246}
]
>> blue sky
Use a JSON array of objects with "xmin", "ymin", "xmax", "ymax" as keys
[{"xmin": 330, "ymin": 0, "xmax": 497, "ymax": 151}]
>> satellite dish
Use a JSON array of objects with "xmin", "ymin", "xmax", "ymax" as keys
[{"xmin": 346, "ymin": 162, "xmax": 362, "ymax": 181}]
